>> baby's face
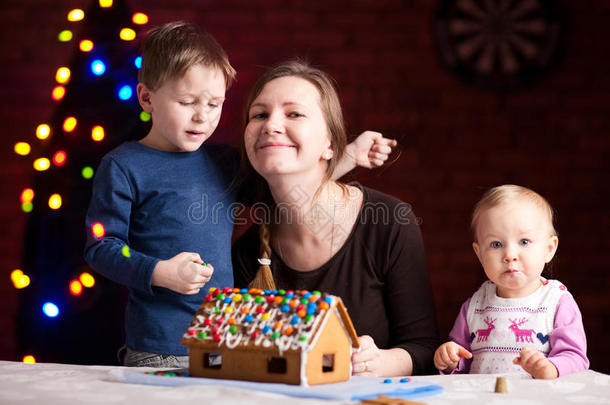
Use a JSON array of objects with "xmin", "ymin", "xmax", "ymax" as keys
[{"xmin": 472, "ymin": 200, "xmax": 558, "ymax": 298}]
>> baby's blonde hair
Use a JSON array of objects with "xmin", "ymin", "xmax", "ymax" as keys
[{"xmin": 471, "ymin": 185, "xmax": 557, "ymax": 241}]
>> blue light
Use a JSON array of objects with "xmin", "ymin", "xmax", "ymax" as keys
[
  {"xmin": 42, "ymin": 302, "xmax": 59, "ymax": 318},
  {"xmin": 118, "ymin": 84, "xmax": 132, "ymax": 100},
  {"xmin": 134, "ymin": 56, "xmax": 142, "ymax": 69},
  {"xmin": 91, "ymin": 59, "xmax": 106, "ymax": 76}
]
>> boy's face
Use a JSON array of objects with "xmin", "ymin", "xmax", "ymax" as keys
[
  {"xmin": 137, "ymin": 64, "xmax": 226, "ymax": 152},
  {"xmin": 472, "ymin": 200, "xmax": 558, "ymax": 298}
]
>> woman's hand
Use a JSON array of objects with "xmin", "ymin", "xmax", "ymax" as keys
[{"xmin": 351, "ymin": 335, "xmax": 413, "ymax": 377}]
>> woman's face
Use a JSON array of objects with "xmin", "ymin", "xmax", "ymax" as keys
[{"xmin": 244, "ymin": 76, "xmax": 332, "ymax": 181}]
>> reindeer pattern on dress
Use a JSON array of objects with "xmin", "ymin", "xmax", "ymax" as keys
[{"xmin": 508, "ymin": 317, "xmax": 536, "ymax": 343}]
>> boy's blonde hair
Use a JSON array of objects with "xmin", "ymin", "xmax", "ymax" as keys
[
  {"xmin": 138, "ymin": 21, "xmax": 236, "ymax": 91},
  {"xmin": 471, "ymin": 185, "xmax": 557, "ymax": 241}
]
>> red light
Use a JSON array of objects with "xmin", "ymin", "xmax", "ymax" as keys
[
  {"xmin": 53, "ymin": 150, "xmax": 67, "ymax": 166},
  {"xmin": 52, "ymin": 86, "xmax": 66, "ymax": 101},
  {"xmin": 91, "ymin": 222, "xmax": 105, "ymax": 238},
  {"xmin": 69, "ymin": 279, "xmax": 83, "ymax": 296},
  {"xmin": 20, "ymin": 188, "xmax": 35, "ymax": 204}
]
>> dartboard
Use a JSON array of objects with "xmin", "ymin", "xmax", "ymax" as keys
[{"xmin": 435, "ymin": 0, "xmax": 562, "ymax": 90}]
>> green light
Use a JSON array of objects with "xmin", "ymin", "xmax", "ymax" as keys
[
  {"xmin": 58, "ymin": 30, "xmax": 73, "ymax": 42},
  {"xmin": 21, "ymin": 202, "xmax": 33, "ymax": 213},
  {"xmin": 81, "ymin": 166, "xmax": 94, "ymax": 179},
  {"xmin": 122, "ymin": 245, "xmax": 131, "ymax": 257},
  {"xmin": 139, "ymin": 111, "xmax": 151, "ymax": 122}
]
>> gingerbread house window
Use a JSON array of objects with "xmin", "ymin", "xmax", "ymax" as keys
[
  {"xmin": 322, "ymin": 354, "xmax": 335, "ymax": 373},
  {"xmin": 267, "ymin": 357, "xmax": 287, "ymax": 374},
  {"xmin": 204, "ymin": 353, "xmax": 222, "ymax": 369}
]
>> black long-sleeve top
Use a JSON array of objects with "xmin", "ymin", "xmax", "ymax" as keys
[{"xmin": 232, "ymin": 185, "xmax": 439, "ymax": 375}]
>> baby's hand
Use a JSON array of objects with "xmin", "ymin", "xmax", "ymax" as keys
[
  {"xmin": 151, "ymin": 252, "xmax": 214, "ymax": 295},
  {"xmin": 350, "ymin": 131, "xmax": 397, "ymax": 168},
  {"xmin": 513, "ymin": 347, "xmax": 558, "ymax": 379},
  {"xmin": 434, "ymin": 341, "xmax": 472, "ymax": 372}
]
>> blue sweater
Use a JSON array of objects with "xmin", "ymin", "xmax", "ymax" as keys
[{"xmin": 84, "ymin": 141, "xmax": 238, "ymax": 355}]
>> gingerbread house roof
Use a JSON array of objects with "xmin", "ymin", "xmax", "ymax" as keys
[{"xmin": 181, "ymin": 287, "xmax": 360, "ymax": 352}]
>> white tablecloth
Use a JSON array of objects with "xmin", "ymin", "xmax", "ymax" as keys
[{"xmin": 0, "ymin": 360, "xmax": 608, "ymax": 404}]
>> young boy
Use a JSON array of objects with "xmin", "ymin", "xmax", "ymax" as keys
[{"xmin": 84, "ymin": 21, "xmax": 396, "ymax": 368}]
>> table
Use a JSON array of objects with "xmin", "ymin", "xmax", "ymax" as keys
[{"xmin": 0, "ymin": 360, "xmax": 608, "ymax": 404}]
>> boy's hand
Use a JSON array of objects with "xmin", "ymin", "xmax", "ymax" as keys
[
  {"xmin": 434, "ymin": 341, "xmax": 472, "ymax": 372},
  {"xmin": 513, "ymin": 347, "xmax": 558, "ymax": 379},
  {"xmin": 347, "ymin": 131, "xmax": 397, "ymax": 168},
  {"xmin": 151, "ymin": 252, "xmax": 214, "ymax": 295}
]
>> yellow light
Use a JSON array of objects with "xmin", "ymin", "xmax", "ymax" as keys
[
  {"xmin": 80, "ymin": 272, "xmax": 95, "ymax": 288},
  {"xmin": 48, "ymin": 193, "xmax": 62, "ymax": 210},
  {"xmin": 99, "ymin": 0, "xmax": 113, "ymax": 7},
  {"xmin": 36, "ymin": 124, "xmax": 51, "ymax": 140},
  {"xmin": 63, "ymin": 116, "xmax": 77, "ymax": 132},
  {"xmin": 67, "ymin": 9, "xmax": 85, "ymax": 22},
  {"xmin": 122, "ymin": 244, "xmax": 131, "ymax": 257},
  {"xmin": 20, "ymin": 188, "xmax": 35, "ymax": 204},
  {"xmin": 58, "ymin": 30, "xmax": 73, "ymax": 42},
  {"xmin": 14, "ymin": 142, "xmax": 31, "ymax": 156},
  {"xmin": 132, "ymin": 13, "xmax": 148, "ymax": 25},
  {"xmin": 91, "ymin": 222, "xmax": 105, "ymax": 238},
  {"xmin": 79, "ymin": 39, "xmax": 94, "ymax": 52},
  {"xmin": 11, "ymin": 269, "xmax": 30, "ymax": 289},
  {"xmin": 21, "ymin": 202, "xmax": 33, "ymax": 213},
  {"xmin": 139, "ymin": 111, "xmax": 151, "ymax": 122},
  {"xmin": 91, "ymin": 125, "xmax": 105, "ymax": 141},
  {"xmin": 52, "ymin": 86, "xmax": 66, "ymax": 101},
  {"xmin": 56, "ymin": 67, "xmax": 71, "ymax": 84},
  {"xmin": 119, "ymin": 28, "xmax": 136, "ymax": 41},
  {"xmin": 22, "ymin": 355, "xmax": 36, "ymax": 364},
  {"xmin": 33, "ymin": 158, "xmax": 51, "ymax": 171},
  {"xmin": 69, "ymin": 279, "xmax": 83, "ymax": 296}
]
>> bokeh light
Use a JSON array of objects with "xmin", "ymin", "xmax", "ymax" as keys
[
  {"xmin": 122, "ymin": 245, "xmax": 131, "ymax": 257},
  {"xmin": 91, "ymin": 222, "xmax": 105, "ymax": 238},
  {"xmin": 119, "ymin": 28, "xmax": 136, "ymax": 41},
  {"xmin": 36, "ymin": 124, "xmax": 51, "ymax": 140},
  {"xmin": 79, "ymin": 39, "xmax": 94, "ymax": 52},
  {"xmin": 118, "ymin": 84, "xmax": 132, "ymax": 100},
  {"xmin": 134, "ymin": 56, "xmax": 142, "ymax": 69},
  {"xmin": 91, "ymin": 125, "xmax": 105, "ymax": 141},
  {"xmin": 20, "ymin": 188, "xmax": 35, "ymax": 204},
  {"xmin": 21, "ymin": 202, "xmax": 33, "ymax": 213},
  {"xmin": 99, "ymin": 0, "xmax": 113, "ymax": 7},
  {"xmin": 48, "ymin": 193, "xmax": 62, "ymax": 210},
  {"xmin": 11, "ymin": 269, "xmax": 31, "ymax": 289},
  {"xmin": 132, "ymin": 13, "xmax": 148, "ymax": 25},
  {"xmin": 52, "ymin": 150, "xmax": 67, "ymax": 166},
  {"xmin": 69, "ymin": 279, "xmax": 83, "ymax": 296},
  {"xmin": 56, "ymin": 67, "xmax": 71, "ymax": 84},
  {"xmin": 52, "ymin": 85, "xmax": 66, "ymax": 101},
  {"xmin": 14, "ymin": 142, "xmax": 31, "ymax": 156},
  {"xmin": 33, "ymin": 158, "xmax": 51, "ymax": 171},
  {"xmin": 140, "ymin": 111, "xmax": 151, "ymax": 122},
  {"xmin": 58, "ymin": 30, "xmax": 73, "ymax": 42},
  {"xmin": 91, "ymin": 59, "xmax": 106, "ymax": 76},
  {"xmin": 80, "ymin": 272, "xmax": 95, "ymax": 288},
  {"xmin": 67, "ymin": 9, "xmax": 84, "ymax": 22},
  {"xmin": 81, "ymin": 166, "xmax": 94, "ymax": 179},
  {"xmin": 22, "ymin": 355, "xmax": 36, "ymax": 364},
  {"xmin": 63, "ymin": 116, "xmax": 77, "ymax": 132},
  {"xmin": 42, "ymin": 302, "xmax": 59, "ymax": 318}
]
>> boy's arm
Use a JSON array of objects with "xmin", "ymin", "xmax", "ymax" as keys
[
  {"xmin": 546, "ymin": 294, "xmax": 590, "ymax": 376},
  {"xmin": 84, "ymin": 157, "xmax": 159, "ymax": 295},
  {"xmin": 332, "ymin": 131, "xmax": 397, "ymax": 180}
]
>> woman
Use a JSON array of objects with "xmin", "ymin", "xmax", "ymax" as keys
[{"xmin": 232, "ymin": 61, "xmax": 438, "ymax": 376}]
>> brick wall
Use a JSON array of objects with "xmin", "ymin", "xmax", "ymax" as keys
[{"xmin": 1, "ymin": 0, "xmax": 608, "ymax": 372}]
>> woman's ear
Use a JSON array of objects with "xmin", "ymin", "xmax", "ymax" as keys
[
  {"xmin": 545, "ymin": 235, "xmax": 559, "ymax": 263},
  {"xmin": 323, "ymin": 149, "xmax": 334, "ymax": 160},
  {"xmin": 137, "ymin": 83, "xmax": 154, "ymax": 113}
]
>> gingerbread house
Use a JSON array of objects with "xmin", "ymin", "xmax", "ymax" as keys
[{"xmin": 181, "ymin": 287, "xmax": 360, "ymax": 386}]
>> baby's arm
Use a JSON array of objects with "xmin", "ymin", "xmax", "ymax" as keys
[
  {"xmin": 332, "ymin": 131, "xmax": 397, "ymax": 179},
  {"xmin": 434, "ymin": 341, "xmax": 472, "ymax": 373},
  {"xmin": 437, "ymin": 298, "xmax": 474, "ymax": 374}
]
